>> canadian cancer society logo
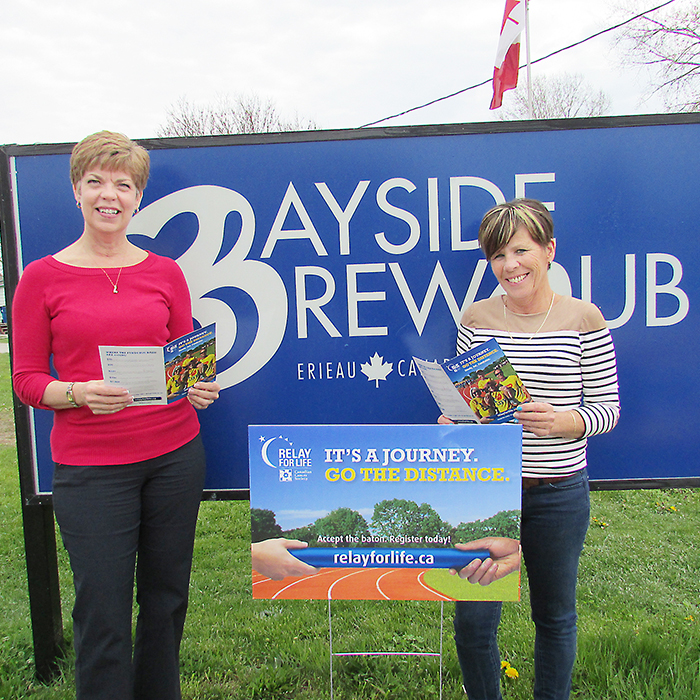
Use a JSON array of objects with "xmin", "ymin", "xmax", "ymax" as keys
[{"xmin": 258, "ymin": 434, "xmax": 313, "ymax": 482}]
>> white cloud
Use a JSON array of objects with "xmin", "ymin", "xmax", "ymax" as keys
[{"xmin": 0, "ymin": 0, "xmax": 672, "ymax": 145}]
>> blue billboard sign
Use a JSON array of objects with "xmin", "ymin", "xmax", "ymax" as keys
[{"xmin": 1, "ymin": 115, "xmax": 697, "ymax": 496}]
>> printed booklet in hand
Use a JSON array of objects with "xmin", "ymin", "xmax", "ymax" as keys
[
  {"xmin": 414, "ymin": 338, "xmax": 530, "ymax": 423},
  {"xmin": 99, "ymin": 323, "xmax": 216, "ymax": 406}
]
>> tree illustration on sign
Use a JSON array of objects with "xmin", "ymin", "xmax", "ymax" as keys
[{"xmin": 361, "ymin": 352, "xmax": 393, "ymax": 387}]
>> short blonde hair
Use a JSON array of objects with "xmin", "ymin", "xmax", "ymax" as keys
[
  {"xmin": 70, "ymin": 131, "xmax": 150, "ymax": 192},
  {"xmin": 478, "ymin": 199, "xmax": 554, "ymax": 260}
]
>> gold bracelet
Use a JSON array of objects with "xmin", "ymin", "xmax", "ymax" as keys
[
  {"xmin": 66, "ymin": 382, "xmax": 79, "ymax": 408},
  {"xmin": 570, "ymin": 410, "xmax": 579, "ymax": 435}
]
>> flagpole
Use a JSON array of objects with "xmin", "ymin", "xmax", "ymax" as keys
[{"xmin": 525, "ymin": 0, "xmax": 533, "ymax": 118}]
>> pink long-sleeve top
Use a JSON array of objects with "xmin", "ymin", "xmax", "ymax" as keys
[{"xmin": 12, "ymin": 252, "xmax": 201, "ymax": 466}]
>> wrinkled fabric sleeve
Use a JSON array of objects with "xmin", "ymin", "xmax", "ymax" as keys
[
  {"xmin": 576, "ymin": 327, "xmax": 620, "ymax": 437},
  {"xmin": 11, "ymin": 262, "xmax": 56, "ymax": 409},
  {"xmin": 164, "ymin": 258, "xmax": 195, "ymax": 341}
]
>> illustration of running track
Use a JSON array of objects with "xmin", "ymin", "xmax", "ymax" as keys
[{"xmin": 252, "ymin": 567, "xmax": 455, "ymax": 601}]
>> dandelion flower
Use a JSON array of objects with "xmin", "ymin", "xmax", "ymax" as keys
[{"xmin": 504, "ymin": 666, "xmax": 520, "ymax": 679}]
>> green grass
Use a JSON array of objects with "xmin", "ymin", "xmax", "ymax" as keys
[{"xmin": 0, "ymin": 349, "xmax": 698, "ymax": 698}]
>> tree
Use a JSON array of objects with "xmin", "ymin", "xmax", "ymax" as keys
[
  {"xmin": 616, "ymin": 1, "xmax": 700, "ymax": 112},
  {"xmin": 157, "ymin": 93, "xmax": 318, "ymax": 137},
  {"xmin": 370, "ymin": 499, "xmax": 452, "ymax": 545},
  {"xmin": 283, "ymin": 524, "xmax": 317, "ymax": 542},
  {"xmin": 250, "ymin": 508, "xmax": 283, "ymax": 543},
  {"xmin": 313, "ymin": 508, "xmax": 370, "ymax": 541},
  {"xmin": 454, "ymin": 509, "xmax": 521, "ymax": 541},
  {"xmin": 498, "ymin": 72, "xmax": 611, "ymax": 120}
]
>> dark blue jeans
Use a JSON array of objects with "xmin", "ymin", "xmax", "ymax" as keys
[
  {"xmin": 454, "ymin": 469, "xmax": 590, "ymax": 700},
  {"xmin": 52, "ymin": 435, "xmax": 206, "ymax": 700}
]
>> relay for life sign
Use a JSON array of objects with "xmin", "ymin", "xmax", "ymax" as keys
[
  {"xmin": 249, "ymin": 423, "xmax": 522, "ymax": 601},
  {"xmin": 1, "ymin": 114, "xmax": 698, "ymax": 496}
]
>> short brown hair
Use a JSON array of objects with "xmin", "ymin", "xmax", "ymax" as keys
[
  {"xmin": 478, "ymin": 199, "xmax": 554, "ymax": 260},
  {"xmin": 70, "ymin": 131, "xmax": 150, "ymax": 192}
]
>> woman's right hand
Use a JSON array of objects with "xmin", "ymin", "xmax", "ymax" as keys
[{"xmin": 75, "ymin": 380, "xmax": 133, "ymax": 415}]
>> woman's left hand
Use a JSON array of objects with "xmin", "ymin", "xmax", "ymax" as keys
[
  {"xmin": 187, "ymin": 381, "xmax": 220, "ymax": 409},
  {"xmin": 515, "ymin": 402, "xmax": 583, "ymax": 438},
  {"xmin": 514, "ymin": 401, "xmax": 557, "ymax": 436},
  {"xmin": 450, "ymin": 538, "xmax": 521, "ymax": 585}
]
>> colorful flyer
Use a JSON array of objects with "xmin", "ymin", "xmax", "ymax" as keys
[
  {"xmin": 163, "ymin": 324, "xmax": 217, "ymax": 402},
  {"xmin": 249, "ymin": 423, "xmax": 522, "ymax": 601},
  {"xmin": 99, "ymin": 323, "xmax": 216, "ymax": 405},
  {"xmin": 415, "ymin": 338, "xmax": 531, "ymax": 424}
]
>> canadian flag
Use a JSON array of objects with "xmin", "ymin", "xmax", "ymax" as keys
[{"xmin": 490, "ymin": 0, "xmax": 527, "ymax": 110}]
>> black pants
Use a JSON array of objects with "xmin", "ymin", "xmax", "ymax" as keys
[{"xmin": 52, "ymin": 435, "xmax": 206, "ymax": 700}]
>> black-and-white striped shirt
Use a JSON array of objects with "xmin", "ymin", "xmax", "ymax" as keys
[{"xmin": 457, "ymin": 295, "xmax": 620, "ymax": 478}]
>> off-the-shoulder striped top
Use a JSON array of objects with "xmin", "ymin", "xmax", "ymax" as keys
[{"xmin": 458, "ymin": 294, "xmax": 620, "ymax": 478}]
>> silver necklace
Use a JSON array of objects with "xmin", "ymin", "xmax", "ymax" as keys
[
  {"xmin": 503, "ymin": 293, "xmax": 555, "ymax": 341},
  {"xmin": 100, "ymin": 267, "xmax": 123, "ymax": 293}
]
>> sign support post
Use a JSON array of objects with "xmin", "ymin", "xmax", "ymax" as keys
[
  {"xmin": 328, "ymin": 599, "xmax": 445, "ymax": 700},
  {"xmin": 21, "ymin": 500, "xmax": 65, "ymax": 682}
]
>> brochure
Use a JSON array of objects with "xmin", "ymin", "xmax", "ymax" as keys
[
  {"xmin": 99, "ymin": 323, "xmax": 216, "ymax": 406},
  {"xmin": 414, "ymin": 338, "xmax": 531, "ymax": 424}
]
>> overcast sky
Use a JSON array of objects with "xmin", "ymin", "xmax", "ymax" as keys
[{"xmin": 1, "ymin": 0, "xmax": 679, "ymax": 146}]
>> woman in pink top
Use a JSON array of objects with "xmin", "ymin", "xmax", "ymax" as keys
[{"xmin": 12, "ymin": 131, "xmax": 220, "ymax": 700}]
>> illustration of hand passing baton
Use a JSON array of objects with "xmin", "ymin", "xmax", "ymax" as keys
[
  {"xmin": 291, "ymin": 546, "xmax": 491, "ymax": 569},
  {"xmin": 253, "ymin": 536, "xmax": 520, "ymax": 586}
]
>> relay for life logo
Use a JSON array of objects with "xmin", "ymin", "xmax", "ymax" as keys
[{"xmin": 258, "ymin": 434, "xmax": 314, "ymax": 482}]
